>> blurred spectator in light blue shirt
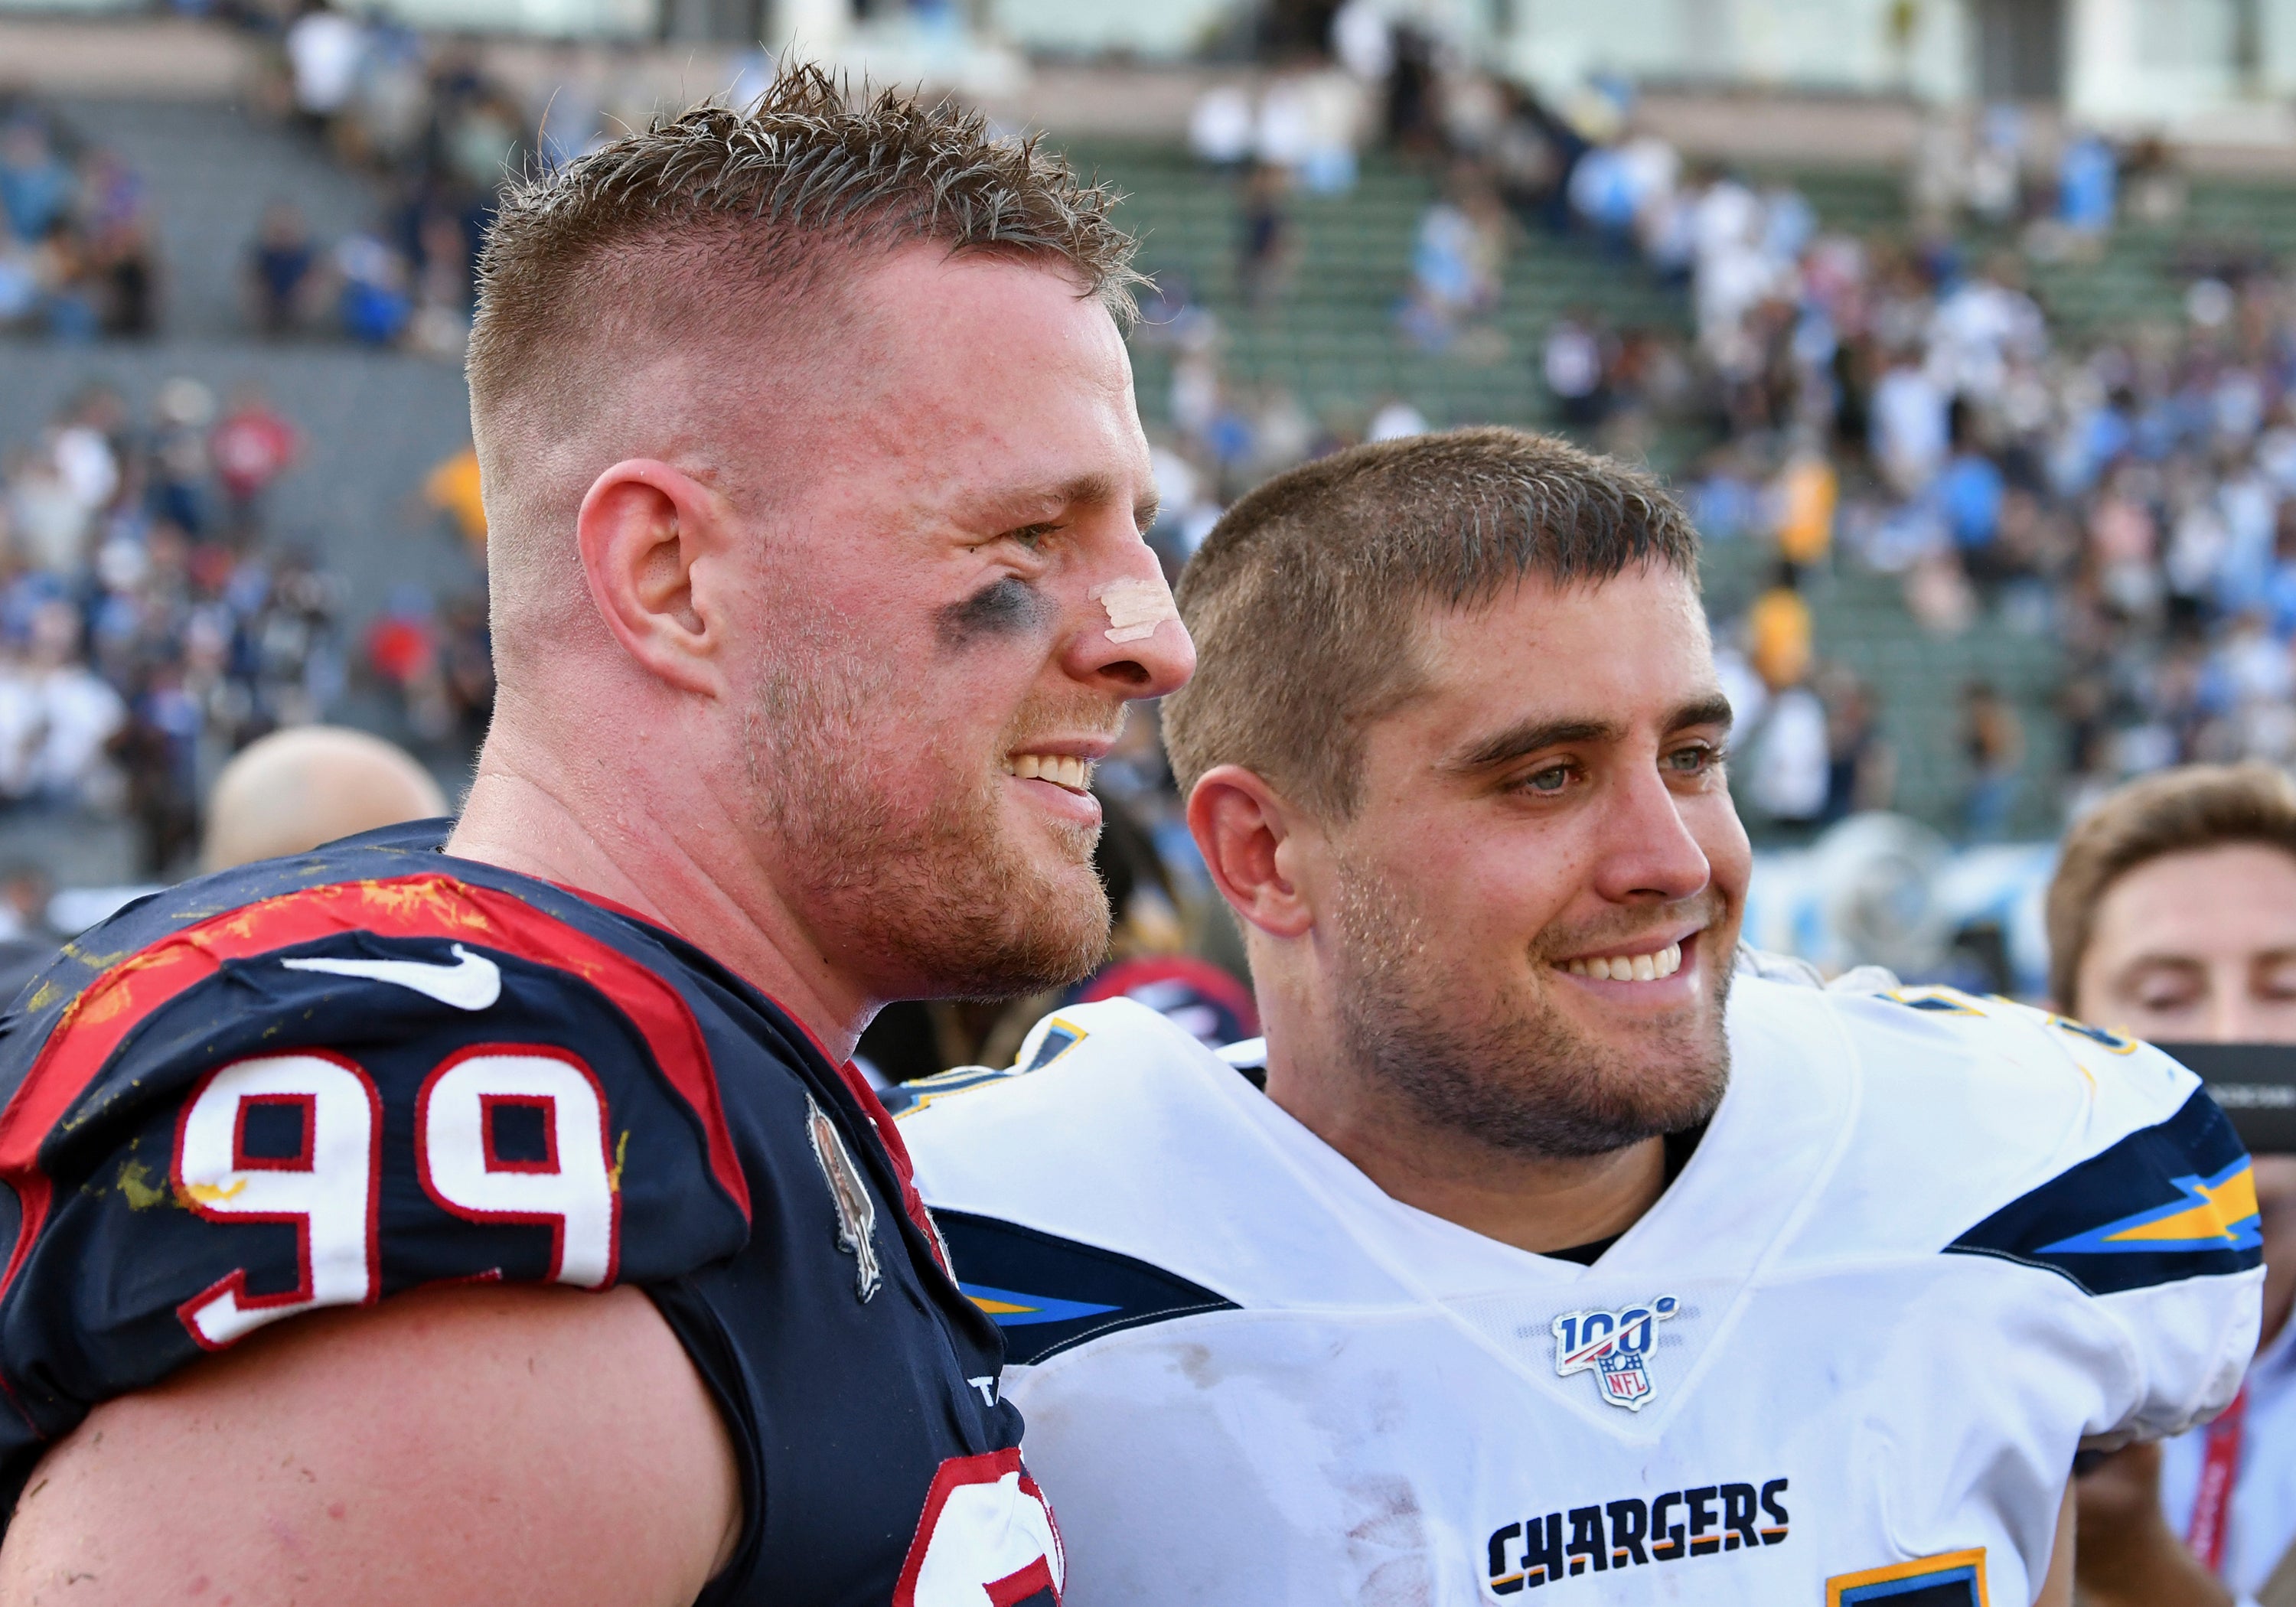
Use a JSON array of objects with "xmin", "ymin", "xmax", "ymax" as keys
[
  {"xmin": 0, "ymin": 116, "xmax": 73, "ymax": 245},
  {"xmin": 1939, "ymin": 412, "xmax": 2007, "ymax": 556},
  {"xmin": 335, "ymin": 234, "xmax": 410, "ymax": 345},
  {"xmin": 2060, "ymin": 132, "xmax": 2118, "ymax": 235}
]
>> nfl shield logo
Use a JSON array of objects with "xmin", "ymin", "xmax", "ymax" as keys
[
  {"xmin": 1597, "ymin": 1351, "xmax": 1652, "ymax": 1405},
  {"xmin": 1551, "ymin": 1296, "xmax": 1680, "ymax": 1412}
]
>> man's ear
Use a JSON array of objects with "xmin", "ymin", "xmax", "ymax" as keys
[
  {"xmin": 577, "ymin": 459, "xmax": 732, "ymax": 697},
  {"xmin": 1188, "ymin": 764, "xmax": 1318, "ymax": 940}
]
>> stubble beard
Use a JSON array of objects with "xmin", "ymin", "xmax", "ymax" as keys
[
  {"xmin": 1329, "ymin": 856, "xmax": 1733, "ymax": 1160},
  {"xmin": 744, "ymin": 629, "xmax": 1111, "ymax": 1002}
]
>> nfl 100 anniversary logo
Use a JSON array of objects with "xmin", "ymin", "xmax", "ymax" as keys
[{"xmin": 1551, "ymin": 1296, "xmax": 1678, "ymax": 1410}]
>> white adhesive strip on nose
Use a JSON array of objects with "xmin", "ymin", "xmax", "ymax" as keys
[{"xmin": 1091, "ymin": 577, "xmax": 1179, "ymax": 644}]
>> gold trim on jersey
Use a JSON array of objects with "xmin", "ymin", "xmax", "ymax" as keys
[{"xmin": 1826, "ymin": 1547, "xmax": 1989, "ymax": 1605}]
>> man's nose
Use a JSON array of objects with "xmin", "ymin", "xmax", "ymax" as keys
[
  {"xmin": 1588, "ymin": 764, "xmax": 1713, "ymax": 905},
  {"xmin": 1062, "ymin": 566, "xmax": 1195, "ymax": 699}
]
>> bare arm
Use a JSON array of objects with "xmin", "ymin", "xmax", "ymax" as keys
[
  {"xmin": 2036, "ymin": 1477, "xmax": 2074, "ymax": 1607},
  {"xmin": 2072, "ymin": 1442, "xmax": 2235, "ymax": 1607},
  {"xmin": 0, "ymin": 1283, "xmax": 739, "ymax": 1605}
]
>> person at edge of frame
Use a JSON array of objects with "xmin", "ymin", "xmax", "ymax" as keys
[{"xmin": 2054, "ymin": 764, "xmax": 2296, "ymax": 1607}]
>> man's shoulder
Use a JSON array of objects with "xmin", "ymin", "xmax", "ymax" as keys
[
  {"xmin": 0, "ymin": 826, "xmax": 767, "ymax": 1511},
  {"xmin": 902, "ymin": 999, "xmax": 1232, "ymax": 1218},
  {"xmin": 8, "ymin": 823, "xmax": 670, "ymax": 1045},
  {"xmin": 903, "ymin": 1000, "xmax": 1378, "ymax": 1361},
  {"xmin": 899, "ymin": 997, "xmax": 1213, "ymax": 1121},
  {"xmin": 1, "ymin": 823, "xmax": 763, "ymax": 1156},
  {"xmin": 1737, "ymin": 971, "xmax": 2204, "ymax": 1149},
  {"xmin": 1734, "ymin": 976, "xmax": 2257, "ymax": 1299}
]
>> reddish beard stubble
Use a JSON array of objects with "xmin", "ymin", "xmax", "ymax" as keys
[{"xmin": 743, "ymin": 624, "xmax": 1119, "ymax": 1002}]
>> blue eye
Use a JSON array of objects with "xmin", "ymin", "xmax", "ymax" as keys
[{"xmin": 1524, "ymin": 766, "xmax": 1570, "ymax": 794}]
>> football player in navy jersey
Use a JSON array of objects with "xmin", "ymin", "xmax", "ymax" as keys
[{"xmin": 0, "ymin": 64, "xmax": 1189, "ymax": 1605}]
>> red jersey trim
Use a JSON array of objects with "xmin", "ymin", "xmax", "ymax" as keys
[
  {"xmin": 893, "ymin": 1448, "xmax": 1065, "ymax": 1607},
  {"xmin": 0, "ymin": 873, "xmax": 750, "ymax": 1302},
  {"xmin": 534, "ymin": 874, "xmax": 943, "ymax": 1264}
]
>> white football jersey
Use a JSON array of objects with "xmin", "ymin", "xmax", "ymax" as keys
[{"xmin": 901, "ymin": 976, "xmax": 2264, "ymax": 1607}]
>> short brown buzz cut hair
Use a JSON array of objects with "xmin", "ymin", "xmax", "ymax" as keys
[
  {"xmin": 469, "ymin": 63, "xmax": 1140, "ymax": 428},
  {"xmin": 2047, "ymin": 762, "xmax": 2296, "ymax": 1010},
  {"xmin": 1162, "ymin": 428, "xmax": 1702, "ymax": 820}
]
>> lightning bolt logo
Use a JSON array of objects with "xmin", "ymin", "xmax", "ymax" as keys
[{"xmin": 2040, "ymin": 1159, "xmax": 2263, "ymax": 1257}]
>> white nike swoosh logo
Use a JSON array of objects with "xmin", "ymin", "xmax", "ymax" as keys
[{"xmin": 280, "ymin": 944, "xmax": 503, "ymax": 1012}]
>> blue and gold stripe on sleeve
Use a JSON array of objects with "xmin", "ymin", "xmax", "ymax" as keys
[
  {"xmin": 1947, "ymin": 1089, "xmax": 2260, "ymax": 1296},
  {"xmin": 935, "ymin": 1211, "xmax": 1238, "ymax": 1366}
]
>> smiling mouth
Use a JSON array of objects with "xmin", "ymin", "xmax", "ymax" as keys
[
  {"xmin": 1560, "ymin": 940, "xmax": 1684, "ymax": 983},
  {"xmin": 1005, "ymin": 753, "xmax": 1092, "ymax": 794}
]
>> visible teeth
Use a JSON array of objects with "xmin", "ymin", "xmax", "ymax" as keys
[
  {"xmin": 1007, "ymin": 753, "xmax": 1089, "ymax": 790},
  {"xmin": 1564, "ymin": 940, "xmax": 1683, "ymax": 983}
]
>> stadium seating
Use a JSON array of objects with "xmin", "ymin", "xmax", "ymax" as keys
[
  {"xmin": 0, "ymin": 97, "xmax": 481, "ymax": 765},
  {"xmin": 0, "ymin": 97, "xmax": 481, "ymax": 881},
  {"xmin": 1070, "ymin": 142, "xmax": 1689, "ymax": 453},
  {"xmin": 14, "ymin": 106, "xmax": 2279, "ymax": 848},
  {"xmin": 1060, "ymin": 142, "xmax": 2283, "ymax": 841}
]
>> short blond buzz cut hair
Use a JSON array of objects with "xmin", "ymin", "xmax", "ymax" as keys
[
  {"xmin": 2047, "ymin": 761, "xmax": 2296, "ymax": 1011},
  {"xmin": 1163, "ymin": 427, "xmax": 1702, "ymax": 821},
  {"xmin": 464, "ymin": 64, "xmax": 1142, "ymax": 683}
]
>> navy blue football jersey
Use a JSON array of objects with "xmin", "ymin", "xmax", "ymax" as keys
[{"xmin": 0, "ymin": 821, "xmax": 1062, "ymax": 1606}]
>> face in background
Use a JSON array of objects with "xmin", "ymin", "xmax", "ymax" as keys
[
  {"xmin": 1316, "ymin": 563, "xmax": 1751, "ymax": 1157},
  {"xmin": 2073, "ymin": 840, "xmax": 2296, "ymax": 1345},
  {"xmin": 734, "ymin": 249, "xmax": 1192, "ymax": 1003},
  {"xmin": 2076, "ymin": 843, "xmax": 2296, "ymax": 1044}
]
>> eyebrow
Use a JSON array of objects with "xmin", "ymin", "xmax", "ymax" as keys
[
  {"xmin": 2116, "ymin": 954, "xmax": 2206, "ymax": 975},
  {"xmin": 964, "ymin": 472, "xmax": 1157, "ymax": 535},
  {"xmin": 1445, "ymin": 693, "xmax": 1737, "ymax": 774},
  {"xmin": 2122, "ymin": 948, "xmax": 2296, "ymax": 971}
]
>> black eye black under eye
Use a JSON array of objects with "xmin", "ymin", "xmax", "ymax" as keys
[{"xmin": 935, "ymin": 576, "xmax": 1049, "ymax": 650}]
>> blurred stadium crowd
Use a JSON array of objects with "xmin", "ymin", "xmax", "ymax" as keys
[
  {"xmin": 0, "ymin": 96, "xmax": 159, "ymax": 337},
  {"xmin": 0, "ymin": 367, "xmax": 499, "ymax": 882},
  {"xmin": 5, "ymin": 16, "xmax": 580, "ymax": 349},
  {"xmin": 0, "ymin": 376, "xmax": 337, "ymax": 872},
  {"xmin": 1140, "ymin": 28, "xmax": 2296, "ymax": 862},
  {"xmin": 1, "ymin": 2, "xmax": 2294, "ymax": 972}
]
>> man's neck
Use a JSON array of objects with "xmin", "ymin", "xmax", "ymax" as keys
[
  {"xmin": 446, "ymin": 743, "xmax": 870, "ymax": 1061},
  {"xmin": 1261, "ymin": 1045, "xmax": 1670, "ymax": 1257}
]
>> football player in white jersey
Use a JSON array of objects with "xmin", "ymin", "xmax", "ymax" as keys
[{"xmin": 899, "ymin": 428, "xmax": 2262, "ymax": 1606}]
